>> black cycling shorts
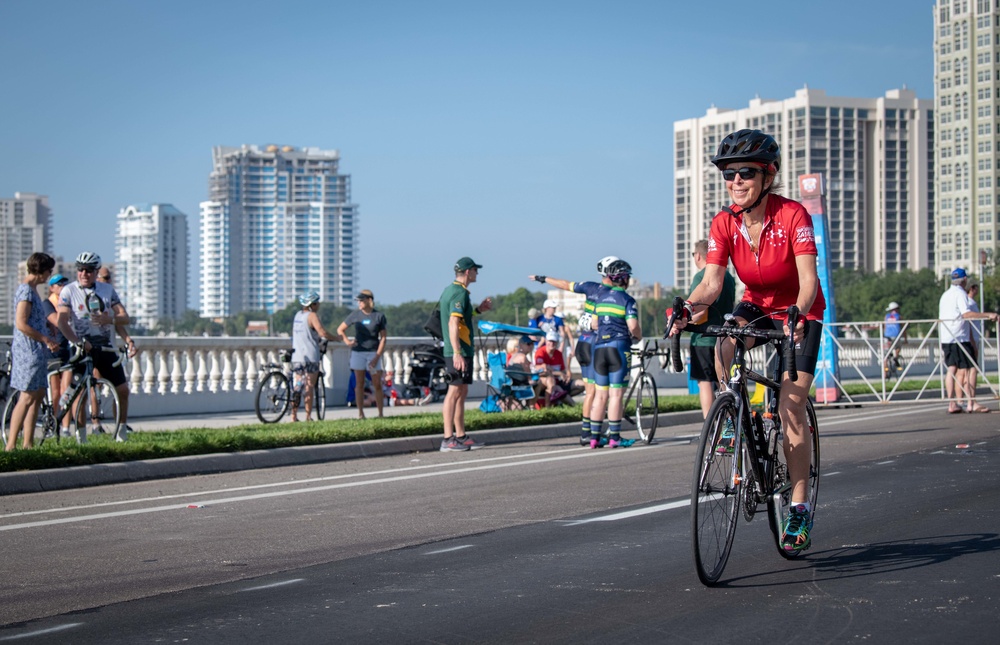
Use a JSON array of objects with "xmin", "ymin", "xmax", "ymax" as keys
[{"xmin": 731, "ymin": 302, "xmax": 823, "ymax": 377}]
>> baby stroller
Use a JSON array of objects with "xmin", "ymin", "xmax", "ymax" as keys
[{"xmin": 405, "ymin": 305, "xmax": 450, "ymax": 403}]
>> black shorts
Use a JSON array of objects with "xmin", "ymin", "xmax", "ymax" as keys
[
  {"xmin": 444, "ymin": 356, "xmax": 474, "ymax": 385},
  {"xmin": 731, "ymin": 302, "xmax": 823, "ymax": 376},
  {"xmin": 87, "ymin": 343, "xmax": 128, "ymax": 388},
  {"xmin": 943, "ymin": 342, "xmax": 976, "ymax": 369},
  {"xmin": 689, "ymin": 345, "xmax": 717, "ymax": 382},
  {"xmin": 574, "ymin": 339, "xmax": 593, "ymax": 367}
]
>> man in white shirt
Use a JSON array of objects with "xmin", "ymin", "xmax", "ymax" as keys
[{"xmin": 938, "ymin": 268, "xmax": 1000, "ymax": 413}]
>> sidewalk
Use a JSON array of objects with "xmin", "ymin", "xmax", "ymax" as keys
[{"xmin": 128, "ymin": 399, "xmax": 459, "ymax": 433}]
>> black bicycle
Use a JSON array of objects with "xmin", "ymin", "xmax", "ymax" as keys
[
  {"xmin": 254, "ymin": 342, "xmax": 328, "ymax": 423},
  {"xmin": 2, "ymin": 345, "xmax": 123, "ymax": 446},
  {"xmin": 622, "ymin": 340, "xmax": 669, "ymax": 443},
  {"xmin": 0, "ymin": 341, "xmax": 11, "ymax": 409},
  {"xmin": 666, "ymin": 298, "xmax": 820, "ymax": 586}
]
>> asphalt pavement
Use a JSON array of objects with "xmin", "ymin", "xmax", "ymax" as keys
[{"xmin": 0, "ymin": 391, "xmax": 703, "ymax": 495}]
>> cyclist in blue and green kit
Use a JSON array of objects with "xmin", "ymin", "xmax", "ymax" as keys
[{"xmin": 588, "ymin": 260, "xmax": 641, "ymax": 448}]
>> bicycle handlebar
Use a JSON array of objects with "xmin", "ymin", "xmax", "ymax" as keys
[
  {"xmin": 69, "ymin": 342, "xmax": 126, "ymax": 368},
  {"xmin": 703, "ymin": 305, "xmax": 800, "ymax": 382}
]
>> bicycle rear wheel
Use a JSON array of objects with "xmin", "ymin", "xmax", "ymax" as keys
[
  {"xmin": 315, "ymin": 373, "xmax": 327, "ymax": 420},
  {"xmin": 691, "ymin": 391, "xmax": 741, "ymax": 586},
  {"xmin": 632, "ymin": 373, "xmax": 658, "ymax": 443},
  {"xmin": 255, "ymin": 371, "xmax": 290, "ymax": 423},
  {"xmin": 767, "ymin": 400, "xmax": 820, "ymax": 559},
  {"xmin": 90, "ymin": 379, "xmax": 122, "ymax": 434}
]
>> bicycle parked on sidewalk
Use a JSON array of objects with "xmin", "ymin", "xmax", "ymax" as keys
[
  {"xmin": 1, "ymin": 344, "xmax": 123, "ymax": 445},
  {"xmin": 254, "ymin": 341, "xmax": 328, "ymax": 423},
  {"xmin": 665, "ymin": 297, "xmax": 821, "ymax": 586},
  {"xmin": 0, "ymin": 341, "xmax": 11, "ymax": 409},
  {"xmin": 621, "ymin": 339, "xmax": 669, "ymax": 444}
]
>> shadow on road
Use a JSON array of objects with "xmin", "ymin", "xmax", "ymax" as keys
[{"xmin": 721, "ymin": 533, "xmax": 1000, "ymax": 587}]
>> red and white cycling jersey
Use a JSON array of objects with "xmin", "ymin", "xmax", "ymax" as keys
[{"xmin": 706, "ymin": 194, "xmax": 826, "ymax": 321}]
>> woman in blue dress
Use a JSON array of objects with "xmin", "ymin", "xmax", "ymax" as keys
[{"xmin": 5, "ymin": 253, "xmax": 61, "ymax": 451}]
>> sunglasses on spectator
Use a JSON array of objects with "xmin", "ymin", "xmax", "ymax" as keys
[{"xmin": 722, "ymin": 167, "xmax": 765, "ymax": 181}]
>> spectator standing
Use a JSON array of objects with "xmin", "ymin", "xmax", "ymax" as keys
[
  {"xmin": 686, "ymin": 239, "xmax": 736, "ymax": 418},
  {"xmin": 938, "ymin": 268, "xmax": 998, "ymax": 413},
  {"xmin": 95, "ymin": 267, "xmax": 137, "ymax": 359},
  {"xmin": 438, "ymin": 257, "xmax": 492, "ymax": 452},
  {"xmin": 529, "ymin": 299, "xmax": 573, "ymax": 355},
  {"xmin": 883, "ymin": 301, "xmax": 906, "ymax": 375},
  {"xmin": 290, "ymin": 291, "xmax": 338, "ymax": 422},
  {"xmin": 5, "ymin": 253, "xmax": 60, "ymax": 451},
  {"xmin": 57, "ymin": 252, "xmax": 132, "ymax": 443},
  {"xmin": 964, "ymin": 282, "xmax": 989, "ymax": 413},
  {"xmin": 41, "ymin": 273, "xmax": 74, "ymax": 437},
  {"xmin": 337, "ymin": 289, "xmax": 388, "ymax": 419}
]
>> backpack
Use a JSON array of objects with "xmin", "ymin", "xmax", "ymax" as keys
[{"xmin": 423, "ymin": 304, "xmax": 443, "ymax": 339}]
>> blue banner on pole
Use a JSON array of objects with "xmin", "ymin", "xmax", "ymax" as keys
[{"xmin": 798, "ymin": 174, "xmax": 839, "ymax": 402}]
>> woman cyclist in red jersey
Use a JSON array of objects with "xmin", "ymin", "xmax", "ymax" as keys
[{"xmin": 670, "ymin": 129, "xmax": 824, "ymax": 553}]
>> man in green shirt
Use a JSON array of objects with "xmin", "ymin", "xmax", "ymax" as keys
[
  {"xmin": 439, "ymin": 257, "xmax": 493, "ymax": 452},
  {"xmin": 687, "ymin": 239, "xmax": 736, "ymax": 417}
]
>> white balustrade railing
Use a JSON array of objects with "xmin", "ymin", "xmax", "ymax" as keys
[{"xmin": 2, "ymin": 319, "xmax": 996, "ymax": 417}]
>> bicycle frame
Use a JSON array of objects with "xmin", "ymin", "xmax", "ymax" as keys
[{"xmin": 717, "ymin": 336, "xmax": 784, "ymax": 505}]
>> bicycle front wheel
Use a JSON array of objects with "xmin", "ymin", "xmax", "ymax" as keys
[
  {"xmin": 90, "ymin": 379, "xmax": 122, "ymax": 433},
  {"xmin": 633, "ymin": 373, "xmax": 659, "ymax": 443},
  {"xmin": 255, "ymin": 371, "xmax": 290, "ymax": 423},
  {"xmin": 768, "ymin": 400, "xmax": 820, "ymax": 559},
  {"xmin": 691, "ymin": 391, "xmax": 741, "ymax": 586},
  {"xmin": 1, "ymin": 390, "xmax": 19, "ymax": 445},
  {"xmin": 315, "ymin": 373, "xmax": 327, "ymax": 420}
]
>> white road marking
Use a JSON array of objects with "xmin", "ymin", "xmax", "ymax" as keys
[
  {"xmin": 423, "ymin": 545, "xmax": 474, "ymax": 555},
  {"xmin": 0, "ymin": 623, "xmax": 82, "ymax": 641},
  {"xmin": 239, "ymin": 578, "xmax": 304, "ymax": 592},
  {"xmin": 562, "ymin": 499, "xmax": 690, "ymax": 526},
  {"xmin": 825, "ymin": 471, "xmax": 841, "ymax": 476},
  {"xmin": 0, "ymin": 449, "xmax": 644, "ymax": 532},
  {"xmin": 876, "ymin": 460, "xmax": 896, "ymax": 465},
  {"xmin": 0, "ymin": 446, "xmax": 600, "ymax": 520}
]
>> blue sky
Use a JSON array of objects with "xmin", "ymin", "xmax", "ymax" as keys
[{"xmin": 0, "ymin": 0, "xmax": 935, "ymax": 307}]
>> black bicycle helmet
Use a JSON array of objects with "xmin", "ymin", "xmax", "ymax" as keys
[
  {"xmin": 711, "ymin": 129, "xmax": 781, "ymax": 172},
  {"xmin": 605, "ymin": 259, "xmax": 632, "ymax": 286}
]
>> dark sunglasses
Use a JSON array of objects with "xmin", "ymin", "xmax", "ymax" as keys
[
  {"xmin": 722, "ymin": 167, "xmax": 764, "ymax": 181},
  {"xmin": 77, "ymin": 267, "xmax": 96, "ymax": 274}
]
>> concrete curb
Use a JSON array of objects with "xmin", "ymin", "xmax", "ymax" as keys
[{"xmin": 0, "ymin": 411, "xmax": 705, "ymax": 495}]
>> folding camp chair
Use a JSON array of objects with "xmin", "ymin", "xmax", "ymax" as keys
[{"xmin": 481, "ymin": 351, "xmax": 536, "ymax": 412}]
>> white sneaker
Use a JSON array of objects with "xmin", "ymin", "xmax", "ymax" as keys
[
  {"xmin": 115, "ymin": 424, "xmax": 129, "ymax": 442},
  {"xmin": 61, "ymin": 422, "xmax": 75, "ymax": 438}
]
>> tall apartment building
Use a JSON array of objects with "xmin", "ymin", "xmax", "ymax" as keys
[
  {"xmin": 0, "ymin": 192, "xmax": 52, "ymax": 325},
  {"xmin": 673, "ymin": 87, "xmax": 934, "ymax": 288},
  {"xmin": 933, "ymin": 0, "xmax": 1000, "ymax": 274},
  {"xmin": 115, "ymin": 203, "xmax": 189, "ymax": 330},
  {"xmin": 199, "ymin": 144, "xmax": 359, "ymax": 318}
]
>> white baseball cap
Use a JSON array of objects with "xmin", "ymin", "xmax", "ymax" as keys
[
  {"xmin": 543, "ymin": 299, "xmax": 558, "ymax": 309},
  {"xmin": 886, "ymin": 301, "xmax": 900, "ymax": 311},
  {"xmin": 545, "ymin": 330, "xmax": 560, "ymax": 342}
]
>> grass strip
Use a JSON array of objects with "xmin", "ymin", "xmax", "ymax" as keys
[{"xmin": 0, "ymin": 395, "xmax": 702, "ymax": 472}]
